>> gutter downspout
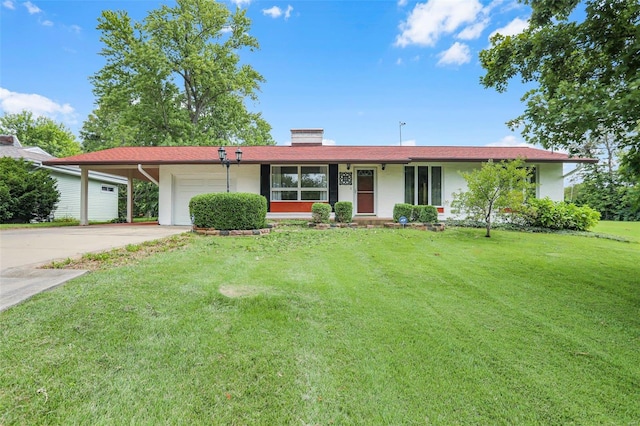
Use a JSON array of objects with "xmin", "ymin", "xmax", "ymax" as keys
[
  {"xmin": 138, "ymin": 164, "xmax": 159, "ymax": 186},
  {"xmin": 562, "ymin": 163, "xmax": 584, "ymax": 179}
]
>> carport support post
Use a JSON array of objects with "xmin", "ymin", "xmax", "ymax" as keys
[
  {"xmin": 80, "ymin": 167, "xmax": 89, "ymax": 226},
  {"xmin": 127, "ymin": 171, "xmax": 133, "ymax": 223}
]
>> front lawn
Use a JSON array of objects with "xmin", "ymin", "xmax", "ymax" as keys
[
  {"xmin": 593, "ymin": 220, "xmax": 640, "ymax": 242},
  {"xmin": 1, "ymin": 227, "xmax": 638, "ymax": 424}
]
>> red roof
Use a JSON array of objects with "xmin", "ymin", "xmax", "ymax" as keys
[{"xmin": 43, "ymin": 145, "xmax": 596, "ymax": 166}]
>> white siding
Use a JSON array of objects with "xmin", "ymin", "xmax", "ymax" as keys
[
  {"xmin": 158, "ymin": 164, "xmax": 261, "ymax": 225},
  {"xmin": 50, "ymin": 171, "xmax": 119, "ymax": 221},
  {"xmin": 537, "ymin": 163, "xmax": 564, "ymax": 200},
  {"xmin": 157, "ymin": 161, "xmax": 567, "ymax": 225}
]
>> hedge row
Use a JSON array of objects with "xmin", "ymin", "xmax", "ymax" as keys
[
  {"xmin": 393, "ymin": 203, "xmax": 439, "ymax": 223},
  {"xmin": 189, "ymin": 192, "xmax": 267, "ymax": 230},
  {"xmin": 523, "ymin": 197, "xmax": 600, "ymax": 231}
]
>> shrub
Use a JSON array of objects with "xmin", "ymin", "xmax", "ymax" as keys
[
  {"xmin": 189, "ymin": 192, "xmax": 267, "ymax": 230},
  {"xmin": 524, "ymin": 197, "xmax": 600, "ymax": 231},
  {"xmin": 311, "ymin": 203, "xmax": 331, "ymax": 224},
  {"xmin": 393, "ymin": 203, "xmax": 414, "ymax": 222},
  {"xmin": 417, "ymin": 205, "xmax": 439, "ymax": 223},
  {"xmin": 394, "ymin": 203, "xmax": 439, "ymax": 223},
  {"xmin": 334, "ymin": 201, "xmax": 353, "ymax": 223},
  {"xmin": 0, "ymin": 157, "xmax": 59, "ymax": 223}
]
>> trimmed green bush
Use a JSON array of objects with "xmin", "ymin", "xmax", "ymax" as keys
[
  {"xmin": 394, "ymin": 203, "xmax": 439, "ymax": 223},
  {"xmin": 393, "ymin": 203, "xmax": 414, "ymax": 222},
  {"xmin": 311, "ymin": 203, "xmax": 332, "ymax": 224},
  {"xmin": 334, "ymin": 201, "xmax": 353, "ymax": 223},
  {"xmin": 189, "ymin": 192, "xmax": 267, "ymax": 230},
  {"xmin": 418, "ymin": 205, "xmax": 439, "ymax": 223},
  {"xmin": 524, "ymin": 197, "xmax": 600, "ymax": 231}
]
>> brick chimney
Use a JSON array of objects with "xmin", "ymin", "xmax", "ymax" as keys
[
  {"xmin": 291, "ymin": 129, "xmax": 323, "ymax": 146},
  {"xmin": 0, "ymin": 135, "xmax": 21, "ymax": 147}
]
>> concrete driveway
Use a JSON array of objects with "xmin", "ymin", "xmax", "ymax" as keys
[{"xmin": 0, "ymin": 224, "xmax": 191, "ymax": 311}]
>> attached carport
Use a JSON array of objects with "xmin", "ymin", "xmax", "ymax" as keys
[
  {"xmin": 43, "ymin": 146, "xmax": 227, "ymax": 226},
  {"xmin": 76, "ymin": 163, "xmax": 159, "ymax": 226}
]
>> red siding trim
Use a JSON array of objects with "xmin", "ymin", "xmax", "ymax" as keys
[{"xmin": 270, "ymin": 201, "xmax": 328, "ymax": 213}]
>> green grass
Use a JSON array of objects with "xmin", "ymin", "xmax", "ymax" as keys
[
  {"xmin": 1, "ymin": 228, "xmax": 638, "ymax": 424},
  {"xmin": 593, "ymin": 220, "xmax": 640, "ymax": 242}
]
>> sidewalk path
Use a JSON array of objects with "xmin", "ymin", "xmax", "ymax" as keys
[{"xmin": 0, "ymin": 224, "xmax": 190, "ymax": 311}]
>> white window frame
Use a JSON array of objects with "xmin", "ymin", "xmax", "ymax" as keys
[
  {"xmin": 404, "ymin": 165, "xmax": 443, "ymax": 207},
  {"xmin": 271, "ymin": 165, "xmax": 329, "ymax": 202}
]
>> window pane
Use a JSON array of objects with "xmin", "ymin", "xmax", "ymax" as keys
[
  {"xmin": 404, "ymin": 166, "xmax": 415, "ymax": 204},
  {"xmin": 301, "ymin": 166, "xmax": 327, "ymax": 188},
  {"xmin": 301, "ymin": 191, "xmax": 327, "ymax": 201},
  {"xmin": 272, "ymin": 166, "xmax": 298, "ymax": 188},
  {"xmin": 418, "ymin": 166, "xmax": 429, "ymax": 205},
  {"xmin": 431, "ymin": 166, "xmax": 442, "ymax": 206},
  {"xmin": 272, "ymin": 190, "xmax": 298, "ymax": 201}
]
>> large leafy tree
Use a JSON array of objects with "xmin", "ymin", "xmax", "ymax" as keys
[
  {"xmin": 451, "ymin": 159, "xmax": 534, "ymax": 237},
  {"xmin": 86, "ymin": 0, "xmax": 274, "ymax": 149},
  {"xmin": 0, "ymin": 111, "xmax": 82, "ymax": 158},
  {"xmin": 479, "ymin": 0, "xmax": 640, "ymax": 168}
]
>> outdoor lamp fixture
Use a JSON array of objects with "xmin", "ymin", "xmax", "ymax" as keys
[
  {"xmin": 381, "ymin": 163, "xmax": 386, "ymax": 171},
  {"xmin": 346, "ymin": 163, "xmax": 351, "ymax": 170},
  {"xmin": 218, "ymin": 146, "xmax": 243, "ymax": 193}
]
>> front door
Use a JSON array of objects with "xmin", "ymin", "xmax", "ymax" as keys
[{"xmin": 356, "ymin": 169, "xmax": 375, "ymax": 214}]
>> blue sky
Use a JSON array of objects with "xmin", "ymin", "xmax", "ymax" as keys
[{"xmin": 0, "ymin": 0, "xmax": 535, "ymax": 147}]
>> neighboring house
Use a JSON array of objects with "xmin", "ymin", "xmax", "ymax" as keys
[
  {"xmin": 43, "ymin": 129, "xmax": 596, "ymax": 226},
  {"xmin": 0, "ymin": 135, "xmax": 126, "ymax": 222}
]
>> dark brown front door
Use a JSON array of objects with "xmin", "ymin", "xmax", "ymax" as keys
[{"xmin": 356, "ymin": 169, "xmax": 375, "ymax": 214}]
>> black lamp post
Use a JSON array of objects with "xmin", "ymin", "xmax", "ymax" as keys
[{"xmin": 218, "ymin": 146, "xmax": 243, "ymax": 192}]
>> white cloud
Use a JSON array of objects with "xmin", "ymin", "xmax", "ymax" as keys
[
  {"xmin": 437, "ymin": 42, "xmax": 471, "ymax": 66},
  {"xmin": 397, "ymin": 0, "xmax": 408, "ymax": 6},
  {"xmin": 285, "ymin": 5, "xmax": 293, "ymax": 19},
  {"xmin": 262, "ymin": 5, "xmax": 293, "ymax": 20},
  {"xmin": 395, "ymin": 0, "xmax": 483, "ymax": 47},
  {"xmin": 489, "ymin": 17, "xmax": 528, "ymax": 39},
  {"xmin": 23, "ymin": 1, "xmax": 41, "ymax": 14},
  {"xmin": 69, "ymin": 24, "xmax": 81, "ymax": 33},
  {"xmin": 262, "ymin": 6, "xmax": 281, "ymax": 18},
  {"xmin": 396, "ymin": 57, "xmax": 403, "ymax": 65},
  {"xmin": 2, "ymin": 1, "xmax": 15, "ymax": 10},
  {"xmin": 41, "ymin": 19, "xmax": 53, "ymax": 26},
  {"xmin": 322, "ymin": 139, "xmax": 336, "ymax": 146},
  {"xmin": 457, "ymin": 18, "xmax": 488, "ymax": 39},
  {"xmin": 230, "ymin": 0, "xmax": 251, "ymax": 6},
  {"xmin": 0, "ymin": 87, "xmax": 76, "ymax": 124},
  {"xmin": 485, "ymin": 135, "xmax": 533, "ymax": 147},
  {"xmin": 401, "ymin": 139, "xmax": 416, "ymax": 146}
]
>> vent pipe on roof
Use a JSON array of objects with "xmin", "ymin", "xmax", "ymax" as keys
[{"xmin": 291, "ymin": 129, "xmax": 323, "ymax": 146}]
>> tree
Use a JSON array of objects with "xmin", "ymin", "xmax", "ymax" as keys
[
  {"xmin": 451, "ymin": 159, "xmax": 533, "ymax": 237},
  {"xmin": 86, "ymin": 0, "xmax": 274, "ymax": 150},
  {"xmin": 479, "ymin": 1, "xmax": 640, "ymax": 158},
  {"xmin": 0, "ymin": 157, "xmax": 60, "ymax": 223},
  {"xmin": 562, "ymin": 132, "xmax": 640, "ymax": 220},
  {"xmin": 0, "ymin": 111, "xmax": 82, "ymax": 158}
]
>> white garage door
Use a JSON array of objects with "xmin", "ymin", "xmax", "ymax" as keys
[{"xmin": 173, "ymin": 173, "xmax": 226, "ymax": 225}]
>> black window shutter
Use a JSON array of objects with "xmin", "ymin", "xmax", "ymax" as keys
[
  {"xmin": 329, "ymin": 164, "xmax": 338, "ymax": 210},
  {"xmin": 260, "ymin": 164, "xmax": 271, "ymax": 212}
]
